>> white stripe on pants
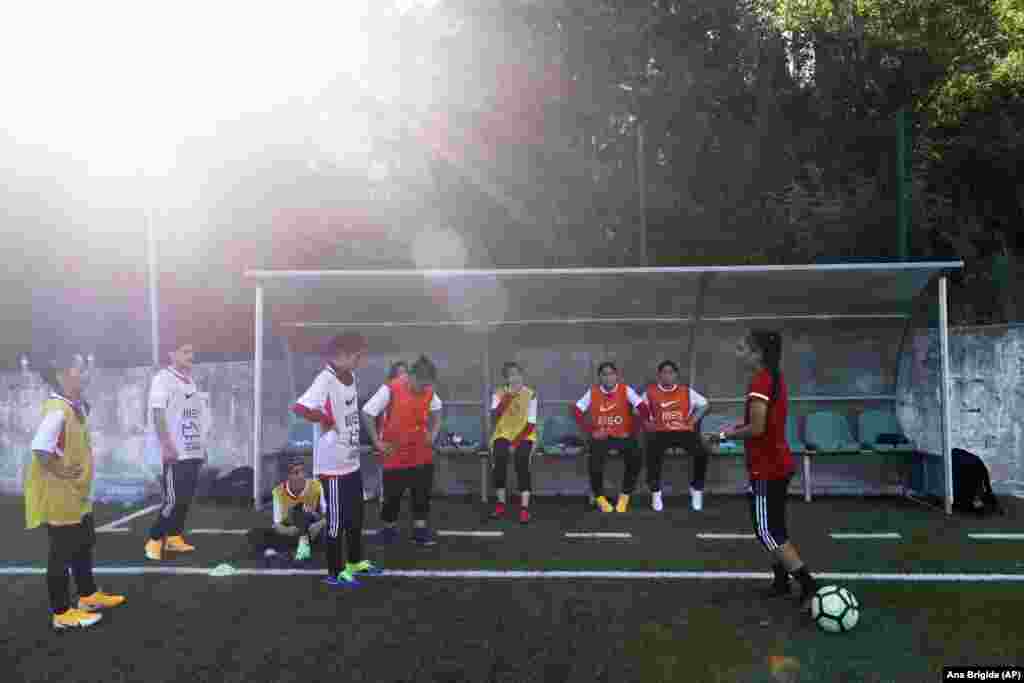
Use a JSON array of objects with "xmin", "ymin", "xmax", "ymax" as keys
[
  {"xmin": 753, "ymin": 481, "xmax": 780, "ymax": 552},
  {"xmin": 328, "ymin": 478, "xmax": 341, "ymax": 539},
  {"xmin": 161, "ymin": 464, "xmax": 176, "ymax": 518}
]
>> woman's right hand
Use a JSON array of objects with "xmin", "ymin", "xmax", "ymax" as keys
[{"xmin": 375, "ymin": 441, "xmax": 393, "ymax": 457}]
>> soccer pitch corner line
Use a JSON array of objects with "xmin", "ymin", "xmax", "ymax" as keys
[{"xmin": 2, "ymin": 567, "xmax": 1024, "ymax": 582}]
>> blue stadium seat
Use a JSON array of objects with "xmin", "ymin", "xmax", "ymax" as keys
[
  {"xmin": 786, "ymin": 415, "xmax": 807, "ymax": 454},
  {"xmin": 857, "ymin": 409, "xmax": 912, "ymax": 451},
  {"xmin": 804, "ymin": 411, "xmax": 861, "ymax": 453}
]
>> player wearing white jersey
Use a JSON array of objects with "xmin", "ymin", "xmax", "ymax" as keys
[
  {"xmin": 145, "ymin": 340, "xmax": 208, "ymax": 561},
  {"xmin": 292, "ymin": 332, "xmax": 382, "ymax": 587}
]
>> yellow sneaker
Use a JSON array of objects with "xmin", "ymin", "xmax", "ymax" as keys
[
  {"xmin": 595, "ymin": 496, "xmax": 614, "ymax": 513},
  {"xmin": 165, "ymin": 535, "xmax": 195, "ymax": 552},
  {"xmin": 144, "ymin": 539, "xmax": 163, "ymax": 561},
  {"xmin": 78, "ymin": 591, "xmax": 126, "ymax": 611},
  {"xmin": 52, "ymin": 608, "xmax": 102, "ymax": 631},
  {"xmin": 616, "ymin": 494, "xmax": 630, "ymax": 513}
]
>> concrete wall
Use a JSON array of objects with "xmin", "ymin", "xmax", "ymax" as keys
[
  {"xmin": 896, "ymin": 324, "xmax": 1024, "ymax": 497},
  {"xmin": 1, "ymin": 323, "xmax": 1020, "ymax": 502}
]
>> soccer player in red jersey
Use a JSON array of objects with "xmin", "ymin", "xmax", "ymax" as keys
[{"xmin": 718, "ymin": 331, "xmax": 819, "ymax": 610}]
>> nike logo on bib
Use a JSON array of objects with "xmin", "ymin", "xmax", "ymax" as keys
[
  {"xmin": 660, "ymin": 401, "xmax": 678, "ymax": 408},
  {"xmin": 345, "ymin": 398, "xmax": 355, "ymax": 406},
  {"xmin": 599, "ymin": 404, "xmax": 616, "ymax": 413},
  {"xmin": 185, "ymin": 393, "xmax": 196, "ymax": 400}
]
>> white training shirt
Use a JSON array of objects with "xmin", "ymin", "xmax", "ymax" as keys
[
  {"xmin": 149, "ymin": 367, "xmax": 207, "ymax": 461},
  {"xmin": 295, "ymin": 365, "xmax": 362, "ymax": 477},
  {"xmin": 574, "ymin": 384, "xmax": 644, "ymax": 413},
  {"xmin": 361, "ymin": 383, "xmax": 443, "ymax": 418},
  {"xmin": 639, "ymin": 385, "xmax": 710, "ymax": 420},
  {"xmin": 31, "ymin": 395, "xmax": 84, "ymax": 456}
]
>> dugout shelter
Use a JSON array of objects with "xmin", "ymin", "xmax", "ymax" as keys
[{"xmin": 245, "ymin": 262, "xmax": 964, "ymax": 513}]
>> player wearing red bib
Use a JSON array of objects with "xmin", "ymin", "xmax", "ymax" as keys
[
  {"xmin": 717, "ymin": 331, "xmax": 819, "ymax": 610},
  {"xmin": 573, "ymin": 362, "xmax": 647, "ymax": 513},
  {"xmin": 362, "ymin": 355, "xmax": 443, "ymax": 546},
  {"xmin": 639, "ymin": 360, "xmax": 711, "ymax": 512}
]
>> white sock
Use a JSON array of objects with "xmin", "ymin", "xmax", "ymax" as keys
[
  {"xmin": 520, "ymin": 491, "xmax": 530, "ymax": 508},
  {"xmin": 413, "ymin": 520, "xmax": 427, "ymax": 529},
  {"xmin": 496, "ymin": 489, "xmax": 506, "ymax": 504}
]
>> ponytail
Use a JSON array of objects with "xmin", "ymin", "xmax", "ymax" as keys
[{"xmin": 749, "ymin": 330, "xmax": 782, "ymax": 400}]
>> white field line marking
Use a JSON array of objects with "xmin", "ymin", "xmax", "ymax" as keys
[
  {"xmin": 1, "ymin": 567, "xmax": 1023, "ymax": 581},
  {"xmin": 96, "ymin": 527, "xmax": 131, "ymax": 533},
  {"xmin": 697, "ymin": 533, "xmax": 756, "ymax": 540},
  {"xmin": 968, "ymin": 533, "xmax": 1024, "ymax": 540},
  {"xmin": 95, "ymin": 504, "xmax": 162, "ymax": 531},
  {"xmin": 188, "ymin": 529, "xmax": 250, "ymax": 535},
  {"xmin": 829, "ymin": 533, "xmax": 902, "ymax": 540},
  {"xmin": 359, "ymin": 529, "xmax": 504, "ymax": 537},
  {"xmin": 564, "ymin": 532, "xmax": 632, "ymax": 539}
]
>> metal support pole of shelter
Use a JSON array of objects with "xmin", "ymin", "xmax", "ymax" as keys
[
  {"xmin": 687, "ymin": 273, "xmax": 711, "ymax": 387},
  {"xmin": 938, "ymin": 276, "xmax": 954, "ymax": 515},
  {"xmin": 253, "ymin": 286, "xmax": 264, "ymax": 509}
]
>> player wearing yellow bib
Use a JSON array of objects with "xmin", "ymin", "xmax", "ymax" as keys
[
  {"xmin": 26, "ymin": 354, "xmax": 125, "ymax": 631},
  {"xmin": 247, "ymin": 456, "xmax": 327, "ymax": 562},
  {"xmin": 489, "ymin": 362, "xmax": 538, "ymax": 524}
]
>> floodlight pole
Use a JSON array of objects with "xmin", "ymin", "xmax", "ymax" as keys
[
  {"xmin": 254, "ymin": 285, "xmax": 265, "ymax": 509},
  {"xmin": 146, "ymin": 209, "xmax": 159, "ymax": 369},
  {"xmin": 938, "ymin": 276, "xmax": 954, "ymax": 515},
  {"xmin": 480, "ymin": 337, "xmax": 491, "ymax": 503}
]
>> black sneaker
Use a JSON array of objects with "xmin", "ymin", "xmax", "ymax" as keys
[
  {"xmin": 798, "ymin": 579, "xmax": 819, "ymax": 612},
  {"xmin": 766, "ymin": 578, "xmax": 792, "ymax": 598}
]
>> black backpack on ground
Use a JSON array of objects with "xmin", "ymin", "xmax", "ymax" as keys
[{"xmin": 952, "ymin": 448, "xmax": 1004, "ymax": 516}]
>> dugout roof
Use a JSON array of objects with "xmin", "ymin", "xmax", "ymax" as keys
[{"xmin": 244, "ymin": 262, "xmax": 964, "ymax": 353}]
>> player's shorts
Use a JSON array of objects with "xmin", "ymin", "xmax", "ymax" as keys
[{"xmin": 748, "ymin": 476, "xmax": 791, "ymax": 551}]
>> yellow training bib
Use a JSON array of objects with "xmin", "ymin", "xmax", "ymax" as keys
[
  {"xmin": 24, "ymin": 399, "xmax": 94, "ymax": 529},
  {"xmin": 491, "ymin": 386, "xmax": 537, "ymax": 446}
]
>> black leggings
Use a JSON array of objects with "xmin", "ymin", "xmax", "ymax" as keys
[
  {"xmin": 589, "ymin": 437, "xmax": 641, "ymax": 498},
  {"xmin": 47, "ymin": 514, "xmax": 98, "ymax": 614},
  {"xmin": 492, "ymin": 439, "xmax": 532, "ymax": 493},
  {"xmin": 646, "ymin": 431, "xmax": 709, "ymax": 493},
  {"xmin": 150, "ymin": 459, "xmax": 201, "ymax": 541},
  {"xmin": 381, "ymin": 464, "xmax": 434, "ymax": 524}
]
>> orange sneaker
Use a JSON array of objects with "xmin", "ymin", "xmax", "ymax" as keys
[
  {"xmin": 78, "ymin": 591, "xmax": 126, "ymax": 611},
  {"xmin": 52, "ymin": 608, "xmax": 102, "ymax": 631},
  {"xmin": 144, "ymin": 539, "xmax": 163, "ymax": 561},
  {"xmin": 164, "ymin": 535, "xmax": 195, "ymax": 552}
]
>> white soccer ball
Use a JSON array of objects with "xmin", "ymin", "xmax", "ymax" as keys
[{"xmin": 810, "ymin": 585, "xmax": 860, "ymax": 633}]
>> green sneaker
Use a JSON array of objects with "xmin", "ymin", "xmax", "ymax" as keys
[
  {"xmin": 294, "ymin": 537, "xmax": 311, "ymax": 562},
  {"xmin": 347, "ymin": 560, "xmax": 384, "ymax": 576},
  {"xmin": 322, "ymin": 568, "xmax": 361, "ymax": 587}
]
